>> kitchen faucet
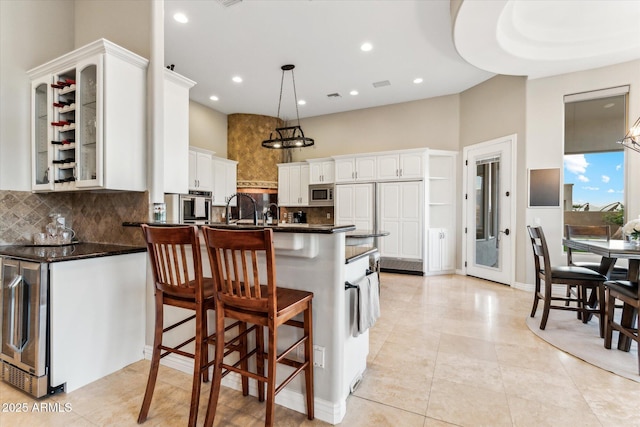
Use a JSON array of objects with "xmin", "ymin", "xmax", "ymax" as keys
[
  {"xmin": 225, "ymin": 193, "xmax": 258, "ymax": 225},
  {"xmin": 267, "ymin": 203, "xmax": 280, "ymax": 224}
]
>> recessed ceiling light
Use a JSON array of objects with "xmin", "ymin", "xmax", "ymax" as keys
[
  {"xmin": 232, "ymin": 76, "xmax": 243, "ymax": 83},
  {"xmin": 350, "ymin": 90, "xmax": 359, "ymax": 96},
  {"xmin": 173, "ymin": 13, "xmax": 188, "ymax": 23},
  {"xmin": 603, "ymin": 103, "xmax": 615, "ymax": 108},
  {"xmin": 413, "ymin": 78, "xmax": 423, "ymax": 84},
  {"xmin": 360, "ymin": 42, "xmax": 373, "ymax": 52},
  {"xmin": 209, "ymin": 95, "xmax": 219, "ymax": 101},
  {"xmin": 298, "ymin": 100, "xmax": 306, "ymax": 105}
]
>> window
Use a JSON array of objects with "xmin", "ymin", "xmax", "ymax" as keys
[{"xmin": 564, "ymin": 87, "xmax": 628, "ymax": 237}]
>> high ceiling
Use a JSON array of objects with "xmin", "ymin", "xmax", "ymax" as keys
[{"xmin": 164, "ymin": 0, "xmax": 640, "ymax": 120}]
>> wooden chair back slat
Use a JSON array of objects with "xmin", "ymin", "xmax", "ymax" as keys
[
  {"xmin": 527, "ymin": 225, "xmax": 552, "ymax": 280},
  {"xmin": 142, "ymin": 224, "xmax": 203, "ymax": 299},
  {"xmin": 203, "ymin": 228, "xmax": 275, "ymax": 313},
  {"xmin": 565, "ymin": 224, "xmax": 611, "ymax": 266}
]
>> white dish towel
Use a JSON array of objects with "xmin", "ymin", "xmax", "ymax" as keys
[
  {"xmin": 355, "ymin": 273, "xmax": 380, "ymax": 336},
  {"xmin": 194, "ymin": 197, "xmax": 206, "ymax": 218}
]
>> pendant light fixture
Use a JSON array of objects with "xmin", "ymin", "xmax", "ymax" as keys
[
  {"xmin": 262, "ymin": 64, "xmax": 314, "ymax": 149},
  {"xmin": 617, "ymin": 115, "xmax": 640, "ymax": 154}
]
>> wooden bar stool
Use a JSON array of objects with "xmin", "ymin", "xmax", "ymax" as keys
[
  {"xmin": 137, "ymin": 225, "xmax": 246, "ymax": 426},
  {"xmin": 201, "ymin": 227, "xmax": 314, "ymax": 427}
]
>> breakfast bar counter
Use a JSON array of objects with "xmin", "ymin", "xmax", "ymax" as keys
[{"xmin": 132, "ymin": 222, "xmax": 373, "ymax": 425}]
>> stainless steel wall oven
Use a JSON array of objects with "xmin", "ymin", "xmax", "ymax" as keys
[
  {"xmin": 164, "ymin": 191, "xmax": 212, "ymax": 223},
  {"xmin": 0, "ymin": 257, "xmax": 50, "ymax": 397}
]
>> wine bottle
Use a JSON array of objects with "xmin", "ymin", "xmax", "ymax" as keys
[{"xmin": 51, "ymin": 138, "xmax": 75, "ymax": 145}]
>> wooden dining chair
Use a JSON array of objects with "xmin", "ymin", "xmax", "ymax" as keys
[
  {"xmin": 201, "ymin": 227, "xmax": 314, "ymax": 427},
  {"xmin": 527, "ymin": 225, "xmax": 608, "ymax": 336},
  {"xmin": 565, "ymin": 224, "xmax": 628, "ymax": 280},
  {"xmin": 138, "ymin": 225, "xmax": 246, "ymax": 427},
  {"xmin": 604, "ymin": 280, "xmax": 640, "ymax": 374}
]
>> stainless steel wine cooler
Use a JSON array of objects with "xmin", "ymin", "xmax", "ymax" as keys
[{"xmin": 0, "ymin": 257, "xmax": 49, "ymax": 397}]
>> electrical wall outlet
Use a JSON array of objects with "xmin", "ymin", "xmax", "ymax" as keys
[
  {"xmin": 327, "ymin": 212, "xmax": 331, "ymax": 219},
  {"xmin": 313, "ymin": 345, "xmax": 325, "ymax": 368}
]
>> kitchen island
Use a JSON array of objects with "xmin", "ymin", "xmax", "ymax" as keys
[{"xmin": 130, "ymin": 222, "xmax": 375, "ymax": 425}]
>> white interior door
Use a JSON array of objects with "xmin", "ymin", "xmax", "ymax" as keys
[{"xmin": 464, "ymin": 136, "xmax": 515, "ymax": 285}]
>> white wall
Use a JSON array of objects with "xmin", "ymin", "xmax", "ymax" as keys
[
  {"xmin": 74, "ymin": 0, "xmax": 150, "ymax": 58},
  {"xmin": 525, "ymin": 59, "xmax": 640, "ymax": 285},
  {"xmin": 294, "ymin": 94, "xmax": 460, "ymax": 161},
  {"xmin": 189, "ymin": 100, "xmax": 228, "ymax": 157},
  {"xmin": 0, "ymin": 0, "xmax": 75, "ymax": 190}
]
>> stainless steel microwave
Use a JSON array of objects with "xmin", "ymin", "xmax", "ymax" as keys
[{"xmin": 309, "ymin": 185, "xmax": 334, "ymax": 206}]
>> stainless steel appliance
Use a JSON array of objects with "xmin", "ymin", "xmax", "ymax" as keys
[
  {"xmin": 164, "ymin": 191, "xmax": 212, "ymax": 223},
  {"xmin": 309, "ymin": 184, "xmax": 334, "ymax": 206},
  {"xmin": 0, "ymin": 258, "xmax": 49, "ymax": 397}
]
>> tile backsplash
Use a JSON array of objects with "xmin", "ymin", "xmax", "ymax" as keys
[{"xmin": 0, "ymin": 190, "xmax": 148, "ymax": 246}]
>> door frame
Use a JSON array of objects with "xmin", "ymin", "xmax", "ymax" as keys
[{"xmin": 462, "ymin": 134, "xmax": 517, "ymax": 286}]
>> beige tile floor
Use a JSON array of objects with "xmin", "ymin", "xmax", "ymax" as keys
[{"xmin": 2, "ymin": 273, "xmax": 640, "ymax": 426}]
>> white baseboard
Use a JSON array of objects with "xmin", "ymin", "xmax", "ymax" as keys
[
  {"xmin": 142, "ymin": 345, "xmax": 345, "ymax": 425},
  {"xmin": 513, "ymin": 281, "xmax": 534, "ymax": 292}
]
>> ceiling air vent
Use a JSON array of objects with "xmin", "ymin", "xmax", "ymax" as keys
[
  {"xmin": 327, "ymin": 92, "xmax": 342, "ymax": 98},
  {"xmin": 217, "ymin": 0, "xmax": 242, "ymax": 7},
  {"xmin": 372, "ymin": 80, "xmax": 391, "ymax": 88}
]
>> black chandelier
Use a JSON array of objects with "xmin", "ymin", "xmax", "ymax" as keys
[
  {"xmin": 262, "ymin": 65, "xmax": 314, "ymax": 149},
  {"xmin": 617, "ymin": 115, "xmax": 640, "ymax": 154}
]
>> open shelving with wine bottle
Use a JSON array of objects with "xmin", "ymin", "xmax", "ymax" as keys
[{"xmin": 28, "ymin": 39, "xmax": 149, "ymax": 192}]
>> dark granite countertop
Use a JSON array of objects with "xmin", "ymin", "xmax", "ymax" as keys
[
  {"xmin": 123, "ymin": 221, "xmax": 355, "ymax": 234},
  {"xmin": 345, "ymin": 246, "xmax": 377, "ymax": 264},
  {"xmin": 0, "ymin": 242, "xmax": 146, "ymax": 263}
]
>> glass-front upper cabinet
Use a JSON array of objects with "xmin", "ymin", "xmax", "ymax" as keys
[
  {"xmin": 31, "ymin": 76, "xmax": 53, "ymax": 191},
  {"xmin": 27, "ymin": 39, "xmax": 148, "ymax": 193},
  {"xmin": 76, "ymin": 58, "xmax": 101, "ymax": 188},
  {"xmin": 51, "ymin": 67, "xmax": 77, "ymax": 191}
]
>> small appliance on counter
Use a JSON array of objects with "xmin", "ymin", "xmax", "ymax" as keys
[{"xmin": 292, "ymin": 211, "xmax": 307, "ymax": 223}]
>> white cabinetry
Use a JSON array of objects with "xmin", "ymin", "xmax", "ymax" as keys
[
  {"xmin": 335, "ymin": 183, "xmax": 375, "ymax": 230},
  {"xmin": 163, "ymin": 69, "xmax": 196, "ymax": 194},
  {"xmin": 50, "ymin": 252, "xmax": 146, "ymax": 392},
  {"xmin": 188, "ymin": 147, "xmax": 213, "ymax": 191},
  {"xmin": 278, "ymin": 162, "xmax": 309, "ymax": 206},
  {"xmin": 376, "ymin": 150, "xmax": 425, "ymax": 181},
  {"xmin": 334, "ymin": 156, "xmax": 376, "ymax": 183},
  {"xmin": 308, "ymin": 158, "xmax": 335, "ymax": 184},
  {"xmin": 428, "ymin": 228, "xmax": 454, "ymax": 272},
  {"xmin": 28, "ymin": 39, "xmax": 148, "ymax": 192},
  {"xmin": 378, "ymin": 181, "xmax": 423, "ymax": 260},
  {"xmin": 427, "ymin": 150, "xmax": 457, "ymax": 274},
  {"xmin": 212, "ymin": 156, "xmax": 237, "ymax": 206}
]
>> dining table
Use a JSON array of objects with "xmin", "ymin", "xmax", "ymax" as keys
[{"xmin": 563, "ymin": 237, "xmax": 640, "ymax": 350}]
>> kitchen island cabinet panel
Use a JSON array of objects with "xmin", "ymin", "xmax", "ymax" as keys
[{"xmin": 49, "ymin": 252, "xmax": 146, "ymax": 393}]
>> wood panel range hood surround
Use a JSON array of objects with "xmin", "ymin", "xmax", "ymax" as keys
[{"xmin": 227, "ymin": 113, "xmax": 291, "ymax": 191}]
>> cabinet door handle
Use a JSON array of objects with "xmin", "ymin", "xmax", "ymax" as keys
[
  {"xmin": 8, "ymin": 275, "xmax": 28, "ymax": 352},
  {"xmin": 355, "ymin": 171, "xmax": 358, "ymax": 179},
  {"xmin": 400, "ymin": 168, "xmax": 403, "ymax": 176},
  {"xmin": 396, "ymin": 169, "xmax": 399, "ymax": 176}
]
